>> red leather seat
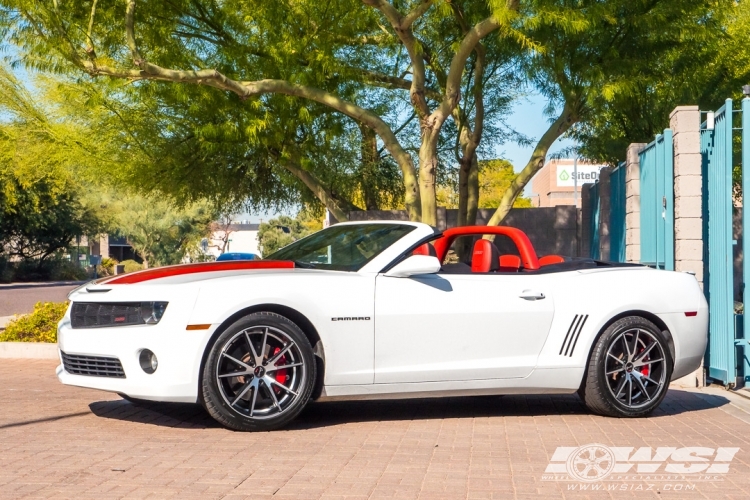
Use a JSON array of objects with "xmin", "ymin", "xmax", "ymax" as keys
[
  {"xmin": 498, "ymin": 255, "xmax": 522, "ymax": 272},
  {"xmin": 539, "ymin": 255, "xmax": 565, "ymax": 266},
  {"xmin": 471, "ymin": 240, "xmax": 500, "ymax": 273},
  {"xmin": 413, "ymin": 243, "xmax": 437, "ymax": 257}
]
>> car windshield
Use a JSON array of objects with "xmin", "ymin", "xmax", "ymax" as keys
[{"xmin": 266, "ymin": 223, "xmax": 415, "ymax": 271}]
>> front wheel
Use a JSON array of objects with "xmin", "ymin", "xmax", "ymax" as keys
[
  {"xmin": 580, "ymin": 316, "xmax": 672, "ymax": 418},
  {"xmin": 201, "ymin": 312, "xmax": 316, "ymax": 431}
]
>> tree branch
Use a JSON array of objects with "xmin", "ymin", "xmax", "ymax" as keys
[
  {"xmin": 485, "ymin": 103, "xmax": 579, "ymax": 227},
  {"xmin": 277, "ymin": 156, "xmax": 359, "ymax": 222},
  {"xmin": 125, "ymin": 0, "xmax": 142, "ymax": 64},
  {"xmin": 402, "ymin": 0, "xmax": 434, "ymax": 29},
  {"xmin": 354, "ymin": 67, "xmax": 441, "ymax": 101},
  {"xmin": 361, "ymin": 0, "xmax": 433, "ymax": 118},
  {"xmin": 85, "ymin": 0, "xmax": 98, "ymax": 56}
]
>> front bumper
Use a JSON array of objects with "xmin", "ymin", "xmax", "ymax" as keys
[{"xmin": 57, "ymin": 319, "xmax": 216, "ymax": 403}]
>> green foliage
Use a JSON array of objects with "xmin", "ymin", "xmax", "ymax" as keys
[
  {"xmin": 258, "ymin": 212, "xmax": 319, "ymax": 257},
  {"xmin": 0, "ymin": 302, "xmax": 68, "ymax": 343},
  {"xmin": 0, "ymin": 0, "xmax": 745, "ymax": 225},
  {"xmin": 108, "ymin": 195, "xmax": 218, "ymax": 268},
  {"xmin": 478, "ymin": 160, "xmax": 532, "ymax": 209},
  {"xmin": 120, "ymin": 259, "xmax": 144, "ymax": 273},
  {"xmin": 0, "ymin": 258, "xmax": 88, "ymax": 283},
  {"xmin": 437, "ymin": 159, "xmax": 531, "ymax": 209}
]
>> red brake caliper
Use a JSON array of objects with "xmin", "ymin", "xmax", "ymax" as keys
[
  {"xmin": 271, "ymin": 347, "xmax": 288, "ymax": 392},
  {"xmin": 637, "ymin": 347, "xmax": 650, "ymax": 378}
]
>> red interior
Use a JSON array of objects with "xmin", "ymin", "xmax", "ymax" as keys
[
  {"xmin": 434, "ymin": 226, "xmax": 540, "ymax": 270},
  {"xmin": 498, "ymin": 255, "xmax": 522, "ymax": 272},
  {"xmin": 538, "ymin": 255, "xmax": 565, "ymax": 266},
  {"xmin": 412, "ymin": 243, "xmax": 437, "ymax": 257},
  {"xmin": 471, "ymin": 240, "xmax": 500, "ymax": 273}
]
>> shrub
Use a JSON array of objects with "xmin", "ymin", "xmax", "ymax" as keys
[
  {"xmin": 0, "ymin": 301, "xmax": 69, "ymax": 343},
  {"xmin": 98, "ymin": 257, "xmax": 118, "ymax": 276},
  {"xmin": 121, "ymin": 259, "xmax": 144, "ymax": 273}
]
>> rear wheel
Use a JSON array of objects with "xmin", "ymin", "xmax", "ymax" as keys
[
  {"xmin": 201, "ymin": 312, "xmax": 315, "ymax": 431},
  {"xmin": 580, "ymin": 316, "xmax": 672, "ymax": 418}
]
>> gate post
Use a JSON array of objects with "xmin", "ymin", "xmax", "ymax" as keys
[
  {"xmin": 670, "ymin": 105, "xmax": 704, "ymax": 287},
  {"xmin": 625, "ymin": 143, "xmax": 646, "ymax": 263},
  {"xmin": 670, "ymin": 105, "xmax": 705, "ymax": 388}
]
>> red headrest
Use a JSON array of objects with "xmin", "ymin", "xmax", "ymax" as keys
[
  {"xmin": 471, "ymin": 239, "xmax": 500, "ymax": 273},
  {"xmin": 539, "ymin": 255, "xmax": 565, "ymax": 266},
  {"xmin": 413, "ymin": 243, "xmax": 437, "ymax": 257},
  {"xmin": 498, "ymin": 255, "xmax": 522, "ymax": 271}
]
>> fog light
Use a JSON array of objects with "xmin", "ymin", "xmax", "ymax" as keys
[{"xmin": 139, "ymin": 349, "xmax": 158, "ymax": 374}]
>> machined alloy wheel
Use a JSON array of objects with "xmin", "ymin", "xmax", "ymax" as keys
[
  {"xmin": 202, "ymin": 312, "xmax": 316, "ymax": 431},
  {"xmin": 581, "ymin": 316, "xmax": 672, "ymax": 418}
]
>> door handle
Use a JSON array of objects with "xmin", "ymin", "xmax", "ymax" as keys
[{"xmin": 519, "ymin": 290, "xmax": 545, "ymax": 301}]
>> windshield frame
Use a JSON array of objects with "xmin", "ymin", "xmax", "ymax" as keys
[{"xmin": 264, "ymin": 223, "xmax": 418, "ymax": 272}]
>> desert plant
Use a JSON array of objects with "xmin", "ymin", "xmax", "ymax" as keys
[{"xmin": 0, "ymin": 301, "xmax": 68, "ymax": 343}]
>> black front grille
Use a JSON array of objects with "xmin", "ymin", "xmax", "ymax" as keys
[
  {"xmin": 61, "ymin": 352, "xmax": 126, "ymax": 378},
  {"xmin": 71, "ymin": 302, "xmax": 143, "ymax": 328}
]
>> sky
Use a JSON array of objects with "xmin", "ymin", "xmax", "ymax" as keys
[{"xmin": 238, "ymin": 93, "xmax": 578, "ymax": 223}]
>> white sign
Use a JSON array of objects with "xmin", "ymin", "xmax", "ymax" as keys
[
  {"xmin": 543, "ymin": 443, "xmax": 740, "ymax": 486},
  {"xmin": 556, "ymin": 165, "xmax": 603, "ymax": 187}
]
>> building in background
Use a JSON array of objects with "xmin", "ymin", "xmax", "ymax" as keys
[
  {"xmin": 202, "ymin": 222, "xmax": 260, "ymax": 259},
  {"xmin": 530, "ymin": 159, "xmax": 606, "ymax": 207}
]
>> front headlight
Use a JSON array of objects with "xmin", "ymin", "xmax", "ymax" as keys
[
  {"xmin": 141, "ymin": 302, "xmax": 168, "ymax": 324},
  {"xmin": 70, "ymin": 302, "xmax": 169, "ymax": 329}
]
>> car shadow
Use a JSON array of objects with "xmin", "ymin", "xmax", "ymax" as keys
[{"xmin": 88, "ymin": 388, "xmax": 730, "ymax": 431}]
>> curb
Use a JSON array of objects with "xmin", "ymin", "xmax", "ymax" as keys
[{"xmin": 0, "ymin": 342, "xmax": 59, "ymax": 359}]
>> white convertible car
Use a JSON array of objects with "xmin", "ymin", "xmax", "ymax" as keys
[{"xmin": 58, "ymin": 221, "xmax": 707, "ymax": 431}]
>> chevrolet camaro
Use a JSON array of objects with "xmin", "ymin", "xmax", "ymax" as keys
[{"xmin": 58, "ymin": 221, "xmax": 708, "ymax": 431}]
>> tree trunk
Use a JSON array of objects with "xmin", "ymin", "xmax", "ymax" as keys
[
  {"xmin": 486, "ymin": 104, "xmax": 578, "ymax": 227},
  {"xmin": 457, "ymin": 144, "xmax": 480, "ymax": 227},
  {"xmin": 359, "ymin": 123, "xmax": 380, "ymax": 211},
  {"xmin": 418, "ymin": 125, "xmax": 440, "ymax": 227}
]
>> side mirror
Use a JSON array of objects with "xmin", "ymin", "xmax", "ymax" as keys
[{"xmin": 385, "ymin": 255, "xmax": 441, "ymax": 278}]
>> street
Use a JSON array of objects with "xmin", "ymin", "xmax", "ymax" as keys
[
  {"xmin": 0, "ymin": 283, "xmax": 81, "ymax": 317},
  {"xmin": 2, "ymin": 359, "xmax": 750, "ymax": 499}
]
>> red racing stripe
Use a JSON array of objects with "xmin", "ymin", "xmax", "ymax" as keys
[{"xmin": 102, "ymin": 260, "xmax": 295, "ymax": 285}]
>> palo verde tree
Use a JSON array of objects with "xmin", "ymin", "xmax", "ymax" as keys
[
  {"xmin": 0, "ymin": 0, "xmax": 528, "ymax": 226},
  {"xmin": 0, "ymin": 0, "xmax": 738, "ymax": 226}
]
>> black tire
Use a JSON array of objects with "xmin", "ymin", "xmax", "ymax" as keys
[
  {"xmin": 580, "ymin": 316, "xmax": 673, "ymax": 418},
  {"xmin": 201, "ymin": 312, "xmax": 316, "ymax": 431}
]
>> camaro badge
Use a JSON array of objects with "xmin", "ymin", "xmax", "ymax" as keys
[{"xmin": 331, "ymin": 317, "xmax": 371, "ymax": 321}]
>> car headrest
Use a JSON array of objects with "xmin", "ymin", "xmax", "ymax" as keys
[
  {"xmin": 413, "ymin": 243, "xmax": 437, "ymax": 257},
  {"xmin": 498, "ymin": 255, "xmax": 522, "ymax": 271},
  {"xmin": 471, "ymin": 239, "xmax": 500, "ymax": 273},
  {"xmin": 539, "ymin": 255, "xmax": 566, "ymax": 266}
]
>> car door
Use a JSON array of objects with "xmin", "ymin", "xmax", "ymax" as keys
[{"xmin": 374, "ymin": 272, "xmax": 554, "ymax": 384}]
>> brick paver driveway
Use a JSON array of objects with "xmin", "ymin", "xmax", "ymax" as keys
[{"xmin": 2, "ymin": 359, "xmax": 750, "ymax": 499}]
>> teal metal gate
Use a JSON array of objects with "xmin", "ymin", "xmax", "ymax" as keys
[
  {"xmin": 589, "ymin": 180, "xmax": 601, "ymax": 260},
  {"xmin": 610, "ymin": 162, "xmax": 626, "ymax": 262},
  {"xmin": 702, "ymin": 98, "xmax": 750, "ymax": 385},
  {"xmin": 639, "ymin": 131, "xmax": 675, "ymax": 270}
]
